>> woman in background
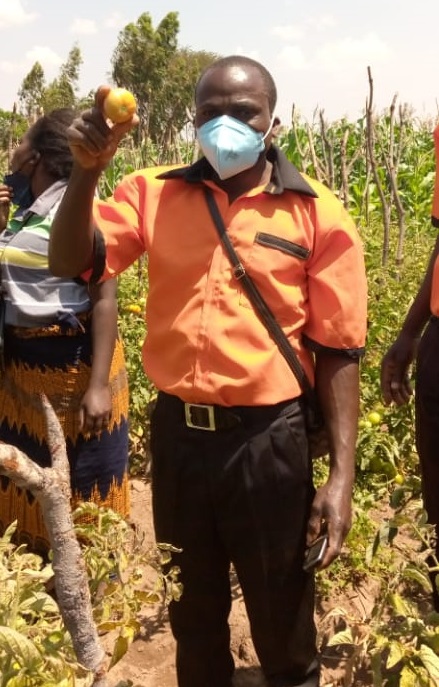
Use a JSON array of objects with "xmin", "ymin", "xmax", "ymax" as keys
[{"xmin": 0, "ymin": 108, "xmax": 130, "ymax": 554}]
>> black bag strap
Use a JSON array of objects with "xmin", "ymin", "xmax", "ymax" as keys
[{"xmin": 204, "ymin": 186, "xmax": 317, "ymax": 404}]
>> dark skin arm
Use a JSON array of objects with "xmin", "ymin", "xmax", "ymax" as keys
[
  {"xmin": 0, "ymin": 184, "xmax": 11, "ymax": 233},
  {"xmin": 49, "ymin": 86, "xmax": 138, "ymax": 277},
  {"xmin": 79, "ymin": 278, "xmax": 119, "ymax": 433},
  {"xmin": 381, "ymin": 123, "xmax": 439, "ymax": 406},
  {"xmin": 380, "ymin": 235, "xmax": 439, "ymax": 406},
  {"xmin": 308, "ymin": 352, "xmax": 360, "ymax": 569}
]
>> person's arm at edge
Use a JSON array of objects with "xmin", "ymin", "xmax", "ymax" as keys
[
  {"xmin": 380, "ymin": 234, "xmax": 439, "ymax": 406},
  {"xmin": 307, "ymin": 352, "xmax": 360, "ymax": 568},
  {"xmin": 49, "ymin": 165, "xmax": 101, "ymax": 277},
  {"xmin": 398, "ymin": 235, "xmax": 439, "ymax": 338},
  {"xmin": 381, "ymin": 123, "xmax": 439, "ymax": 405},
  {"xmin": 88, "ymin": 277, "xmax": 118, "ymax": 389},
  {"xmin": 0, "ymin": 184, "xmax": 11, "ymax": 233},
  {"xmin": 78, "ymin": 277, "xmax": 118, "ymax": 432}
]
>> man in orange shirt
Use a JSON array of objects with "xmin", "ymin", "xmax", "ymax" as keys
[
  {"xmin": 381, "ymin": 123, "xmax": 439, "ymax": 610},
  {"xmin": 49, "ymin": 56, "xmax": 367, "ymax": 687}
]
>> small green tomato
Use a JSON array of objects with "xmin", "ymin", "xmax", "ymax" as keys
[{"xmin": 367, "ymin": 411, "xmax": 382, "ymax": 425}]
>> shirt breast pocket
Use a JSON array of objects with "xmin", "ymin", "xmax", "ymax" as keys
[
  {"xmin": 254, "ymin": 232, "xmax": 311, "ymax": 260},
  {"xmin": 238, "ymin": 232, "xmax": 310, "ymax": 323}
]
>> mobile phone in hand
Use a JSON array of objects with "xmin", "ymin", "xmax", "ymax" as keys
[{"xmin": 303, "ymin": 534, "xmax": 328, "ymax": 572}]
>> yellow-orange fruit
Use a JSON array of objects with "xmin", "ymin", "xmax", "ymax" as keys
[{"xmin": 103, "ymin": 88, "xmax": 137, "ymax": 124}]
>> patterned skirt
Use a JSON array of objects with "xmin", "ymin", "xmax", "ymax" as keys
[{"xmin": 0, "ymin": 318, "xmax": 130, "ymax": 554}]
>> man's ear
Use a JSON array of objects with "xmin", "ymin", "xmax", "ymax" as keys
[{"xmin": 271, "ymin": 116, "xmax": 281, "ymax": 139}]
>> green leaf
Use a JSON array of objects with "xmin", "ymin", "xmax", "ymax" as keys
[
  {"xmin": 109, "ymin": 633, "xmax": 133, "ymax": 669},
  {"xmin": 326, "ymin": 628, "xmax": 354, "ymax": 647},
  {"xmin": 386, "ymin": 641, "xmax": 405, "ymax": 669},
  {"xmin": 98, "ymin": 620, "xmax": 121, "ymax": 633},
  {"xmin": 390, "ymin": 487, "xmax": 406, "ymax": 508},
  {"xmin": 400, "ymin": 665, "xmax": 421, "ymax": 687},
  {"xmin": 21, "ymin": 591, "xmax": 60, "ymax": 615},
  {"xmin": 402, "ymin": 565, "xmax": 434, "ymax": 593},
  {"xmin": 0, "ymin": 625, "xmax": 42, "ymax": 665},
  {"xmin": 419, "ymin": 643, "xmax": 439, "ymax": 681},
  {"xmin": 388, "ymin": 592, "xmax": 413, "ymax": 618}
]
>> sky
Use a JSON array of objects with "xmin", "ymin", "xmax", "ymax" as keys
[{"xmin": 1, "ymin": 0, "xmax": 438, "ymax": 125}]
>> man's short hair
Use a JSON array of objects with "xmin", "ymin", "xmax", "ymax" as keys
[{"xmin": 196, "ymin": 55, "xmax": 277, "ymax": 114}]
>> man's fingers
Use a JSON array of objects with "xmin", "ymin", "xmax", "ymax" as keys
[
  {"xmin": 95, "ymin": 85, "xmax": 112, "ymax": 109},
  {"xmin": 383, "ymin": 374, "xmax": 412, "ymax": 406},
  {"xmin": 380, "ymin": 352, "xmax": 413, "ymax": 406},
  {"xmin": 78, "ymin": 407, "xmax": 85, "ymax": 431},
  {"xmin": 70, "ymin": 116, "xmax": 112, "ymax": 153}
]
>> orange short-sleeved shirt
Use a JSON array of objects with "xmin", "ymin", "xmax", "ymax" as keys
[{"xmin": 91, "ymin": 147, "xmax": 367, "ymax": 406}]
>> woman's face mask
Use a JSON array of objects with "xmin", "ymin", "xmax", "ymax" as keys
[
  {"xmin": 3, "ymin": 169, "xmax": 34, "ymax": 210},
  {"xmin": 196, "ymin": 114, "xmax": 274, "ymax": 180},
  {"xmin": 3, "ymin": 137, "xmax": 39, "ymax": 211}
]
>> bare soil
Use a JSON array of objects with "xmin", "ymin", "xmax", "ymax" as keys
[{"xmin": 101, "ymin": 479, "xmax": 382, "ymax": 687}]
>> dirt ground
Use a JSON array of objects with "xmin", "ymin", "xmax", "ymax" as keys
[{"xmin": 102, "ymin": 478, "xmax": 377, "ymax": 687}]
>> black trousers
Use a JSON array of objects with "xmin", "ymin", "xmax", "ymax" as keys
[
  {"xmin": 150, "ymin": 392, "xmax": 319, "ymax": 687},
  {"xmin": 416, "ymin": 317, "xmax": 439, "ymax": 556}
]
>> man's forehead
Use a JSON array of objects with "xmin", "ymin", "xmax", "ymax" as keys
[
  {"xmin": 208, "ymin": 63, "xmax": 260, "ymax": 85},
  {"xmin": 198, "ymin": 65, "xmax": 266, "ymax": 101},
  {"xmin": 225, "ymin": 64, "xmax": 252, "ymax": 84}
]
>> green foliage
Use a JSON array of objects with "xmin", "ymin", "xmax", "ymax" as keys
[
  {"xmin": 148, "ymin": 47, "xmax": 218, "ymax": 152},
  {"xmin": 17, "ymin": 45, "xmax": 83, "ymax": 117},
  {"xmin": 357, "ymin": 220, "xmax": 432, "ymax": 481},
  {"xmin": 73, "ymin": 502, "xmax": 182, "ymax": 646},
  {"xmin": 117, "ymin": 261, "xmax": 156, "ymax": 476},
  {"xmin": 324, "ymin": 497, "xmax": 439, "ymax": 685},
  {"xmin": 111, "ymin": 11, "xmax": 179, "ymax": 144},
  {"xmin": 41, "ymin": 45, "xmax": 83, "ymax": 113},
  {"xmin": 0, "ymin": 523, "xmax": 77, "ymax": 686},
  {"xmin": 317, "ymin": 212, "xmax": 439, "ymax": 681},
  {"xmin": 0, "ymin": 109, "xmax": 27, "ymax": 175},
  {"xmin": 18, "ymin": 63, "xmax": 45, "ymax": 117},
  {"xmin": 394, "ymin": 123, "xmax": 435, "ymax": 228},
  {"xmin": 98, "ymin": 140, "xmax": 168, "ymax": 199},
  {"xmin": 111, "ymin": 11, "xmax": 218, "ymax": 149},
  {"xmin": 279, "ymin": 114, "xmax": 436, "ymax": 238},
  {"xmin": 0, "ymin": 505, "xmax": 182, "ymax": 685}
]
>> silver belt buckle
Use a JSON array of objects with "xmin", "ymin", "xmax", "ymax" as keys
[{"xmin": 184, "ymin": 403, "xmax": 216, "ymax": 431}]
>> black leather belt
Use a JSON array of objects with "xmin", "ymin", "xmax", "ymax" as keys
[{"xmin": 159, "ymin": 392, "xmax": 302, "ymax": 432}]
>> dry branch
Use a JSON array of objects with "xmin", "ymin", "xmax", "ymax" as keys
[
  {"xmin": 366, "ymin": 66, "xmax": 391, "ymax": 265},
  {"xmin": 0, "ymin": 394, "xmax": 109, "ymax": 687},
  {"xmin": 319, "ymin": 111, "xmax": 335, "ymax": 190},
  {"xmin": 385, "ymin": 97, "xmax": 407, "ymax": 270},
  {"xmin": 339, "ymin": 129, "xmax": 350, "ymax": 208},
  {"xmin": 306, "ymin": 123, "xmax": 324, "ymax": 181}
]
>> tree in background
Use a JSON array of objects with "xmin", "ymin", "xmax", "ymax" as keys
[
  {"xmin": 17, "ymin": 45, "xmax": 87, "ymax": 118},
  {"xmin": 41, "ymin": 45, "xmax": 83, "ymax": 112},
  {"xmin": 153, "ymin": 47, "xmax": 219, "ymax": 151},
  {"xmin": 0, "ymin": 108, "xmax": 28, "ymax": 176},
  {"xmin": 17, "ymin": 62, "xmax": 45, "ymax": 118},
  {"xmin": 9, "ymin": 12, "xmax": 216, "ymax": 153},
  {"xmin": 111, "ymin": 11, "xmax": 218, "ymax": 146}
]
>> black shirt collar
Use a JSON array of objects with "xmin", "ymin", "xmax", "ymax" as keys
[{"xmin": 155, "ymin": 145, "xmax": 318, "ymax": 198}]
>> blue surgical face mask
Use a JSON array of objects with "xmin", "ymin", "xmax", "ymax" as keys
[
  {"xmin": 196, "ymin": 115, "xmax": 274, "ymax": 180},
  {"xmin": 3, "ymin": 170, "xmax": 34, "ymax": 210}
]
